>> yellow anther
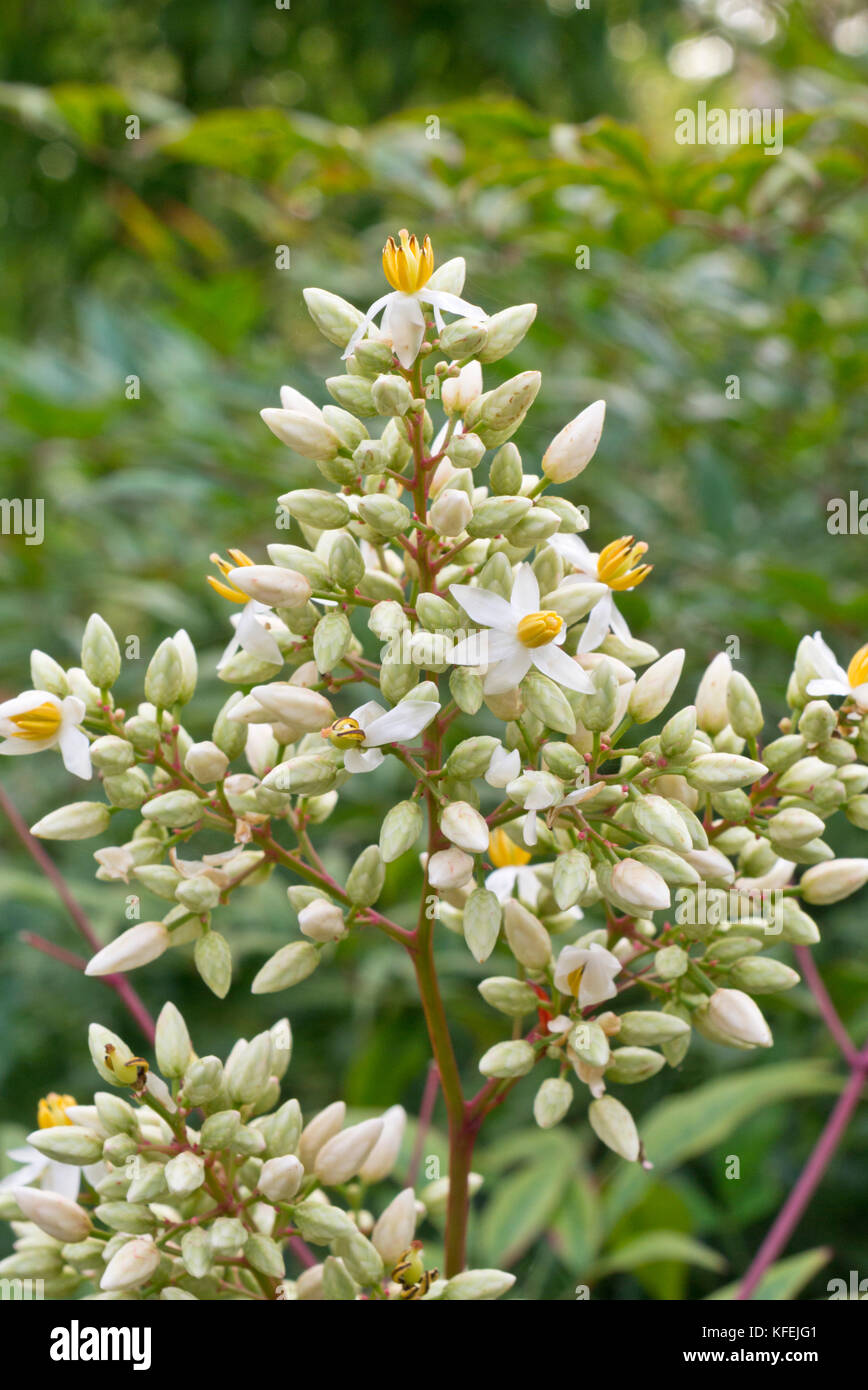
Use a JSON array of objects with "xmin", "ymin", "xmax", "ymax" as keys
[
  {"xmin": 382, "ymin": 230, "xmax": 434, "ymax": 295},
  {"xmin": 565, "ymin": 966, "xmax": 585, "ymax": 998},
  {"xmin": 322, "ymin": 717, "xmax": 367, "ymax": 750},
  {"xmin": 38, "ymin": 1093, "xmax": 77, "ymax": 1129},
  {"xmin": 9, "ymin": 701, "xmax": 63, "ymax": 741},
  {"xmin": 516, "ymin": 610, "xmax": 563, "ymax": 649},
  {"xmin": 489, "ymin": 827, "xmax": 532, "ymax": 869},
  {"xmin": 207, "ymin": 549, "xmax": 255, "ymax": 604},
  {"xmin": 847, "ymin": 643, "xmax": 868, "ymax": 688},
  {"xmin": 597, "ymin": 536, "xmax": 652, "ymax": 592}
]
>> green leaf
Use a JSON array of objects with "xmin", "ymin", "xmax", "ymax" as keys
[
  {"xmin": 589, "ymin": 1230, "xmax": 727, "ymax": 1281},
  {"xmin": 478, "ymin": 1130, "xmax": 576, "ymax": 1267},
  {"xmin": 550, "ymin": 1176, "xmax": 602, "ymax": 1273},
  {"xmin": 708, "ymin": 1248, "xmax": 831, "ymax": 1301}
]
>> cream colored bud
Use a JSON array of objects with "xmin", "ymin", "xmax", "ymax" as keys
[
  {"xmin": 314, "ymin": 1118, "xmax": 383, "ymax": 1185},
  {"xmin": 695, "ymin": 652, "xmax": 732, "ymax": 734},
  {"xmin": 252, "ymin": 941, "xmax": 320, "ymax": 994},
  {"xmin": 184, "ymin": 740, "xmax": 229, "ymax": 783},
  {"xmin": 100, "ymin": 1235, "xmax": 161, "ymax": 1292},
  {"xmin": 298, "ymin": 899, "xmax": 346, "ymax": 943},
  {"xmin": 86, "ymin": 921, "xmax": 169, "ymax": 976},
  {"xmin": 687, "ymin": 752, "xmax": 767, "ymax": 792},
  {"xmin": 479, "ymin": 1039, "xmax": 536, "ymax": 1079},
  {"xmin": 358, "ymin": 1105, "xmax": 407, "ymax": 1183},
  {"xmin": 441, "ymin": 361, "xmax": 483, "ymax": 415},
  {"xmin": 533, "ymin": 1077, "xmax": 573, "ymax": 1129},
  {"xmin": 31, "ymin": 802, "xmax": 111, "ymax": 841},
  {"xmin": 227, "ymin": 564, "xmax": 311, "ymax": 609},
  {"xmin": 610, "ymin": 858, "xmax": 671, "ymax": 913},
  {"xmin": 14, "ymin": 1187, "xmax": 92, "ymax": 1244},
  {"xmin": 588, "ymin": 1095, "xmax": 640, "ymax": 1161},
  {"xmin": 371, "ymin": 1187, "xmax": 417, "ymax": 1264},
  {"xmin": 442, "ymin": 1269, "xmax": 517, "ymax": 1300},
  {"xmin": 705, "ymin": 987, "xmax": 772, "ymax": 1048},
  {"xmin": 800, "ymin": 858, "xmax": 868, "ymax": 905},
  {"xmin": 440, "ymin": 800, "xmax": 490, "ymax": 854},
  {"xmin": 261, "ymin": 407, "xmax": 340, "ymax": 461},
  {"xmin": 427, "ymin": 847, "xmax": 475, "ymax": 890},
  {"xmin": 259, "ymin": 1154, "xmax": 305, "ymax": 1203},
  {"xmin": 430, "ymin": 488, "xmax": 473, "ymax": 537},
  {"xmin": 629, "ymin": 649, "xmax": 684, "ymax": 723},
  {"xmin": 503, "ymin": 898, "xmax": 552, "ymax": 970},
  {"xmin": 298, "ymin": 1101, "xmax": 346, "ymax": 1169},
  {"xmin": 542, "ymin": 400, "xmax": 606, "ymax": 483}
]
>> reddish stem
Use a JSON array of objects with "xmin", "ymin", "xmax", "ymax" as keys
[{"xmin": 407, "ymin": 1060, "xmax": 441, "ymax": 1187}]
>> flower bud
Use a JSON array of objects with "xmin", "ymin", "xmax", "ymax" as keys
[
  {"xmin": 259, "ymin": 1154, "xmax": 305, "ymax": 1204},
  {"xmin": 628, "ymin": 649, "xmax": 684, "ymax": 724},
  {"xmin": 503, "ymin": 899, "xmax": 552, "ymax": 969},
  {"xmin": 245, "ymin": 1234, "xmax": 285, "ymax": 1279},
  {"xmin": 438, "ymin": 316, "xmax": 489, "ymax": 357},
  {"xmin": 326, "ymin": 374, "xmax": 377, "ymax": 416},
  {"xmin": 194, "ymin": 931, "xmax": 232, "ymax": 999},
  {"xmin": 298, "ymin": 1102, "xmax": 345, "ymax": 1169},
  {"xmin": 328, "ymin": 532, "xmax": 365, "ymax": 589},
  {"xmin": 479, "ymin": 1039, "xmax": 536, "ymax": 1079},
  {"xmin": 277, "ymin": 488, "xmax": 351, "ymax": 529},
  {"xmin": 371, "ymin": 1187, "xmax": 417, "ymax": 1264},
  {"xmin": 181, "ymin": 741, "xmax": 228, "ymax": 785},
  {"xmin": 298, "ymin": 899, "xmax": 346, "ymax": 943},
  {"xmin": 477, "ymin": 303, "xmax": 537, "ymax": 363},
  {"xmin": 660, "ymin": 705, "xmax": 697, "ymax": 757},
  {"xmin": 315, "ymin": 1118, "xmax": 383, "ymax": 1185},
  {"xmin": 767, "ymin": 807, "xmax": 825, "ymax": 849},
  {"xmin": 727, "ymin": 671, "xmax": 764, "ymax": 738},
  {"xmin": 358, "ymin": 1105, "xmax": 406, "ymax": 1183},
  {"xmin": 703, "ymin": 987, "xmax": 772, "ymax": 1048},
  {"xmin": 264, "ymin": 755, "xmax": 337, "ymax": 797},
  {"xmin": 427, "ymin": 847, "xmax": 475, "ymax": 891},
  {"xmin": 542, "ymin": 399, "xmax": 606, "ymax": 483},
  {"xmin": 321, "ymin": 1255, "xmax": 358, "ymax": 1301},
  {"xmin": 228, "ymin": 564, "xmax": 312, "ymax": 609},
  {"xmin": 430, "ymin": 488, "xmax": 473, "ymax": 537},
  {"xmin": 522, "ymin": 669, "xmax": 577, "ymax": 735},
  {"xmin": 780, "ymin": 898, "xmax": 820, "ymax": 945},
  {"xmin": 462, "ymin": 888, "xmax": 503, "ymax": 963},
  {"xmin": 379, "ymin": 799, "xmax": 423, "ymax": 863},
  {"xmin": 686, "ymin": 753, "xmax": 767, "ymax": 792},
  {"xmin": 332, "ymin": 1229, "xmax": 385, "ymax": 1287},
  {"xmin": 588, "ymin": 1095, "xmax": 640, "ymax": 1161},
  {"xmin": 165, "ymin": 1151, "xmax": 206, "ymax": 1197},
  {"xmin": 95, "ymin": 1091, "xmax": 138, "ymax": 1137},
  {"xmin": 252, "ymin": 940, "xmax": 320, "ymax": 995},
  {"xmin": 533, "ymin": 1077, "xmax": 573, "ymax": 1129},
  {"xmin": 465, "ymin": 370, "xmax": 541, "ymax": 442},
  {"xmin": 225, "ymin": 1032, "xmax": 275, "ymax": 1106},
  {"xmin": 181, "ymin": 1056, "xmax": 225, "ymax": 1107},
  {"xmin": 800, "ymin": 858, "xmax": 868, "ymax": 904},
  {"xmin": 303, "ymin": 287, "xmax": 365, "ymax": 347},
  {"xmin": 442, "ymin": 1268, "xmax": 517, "ymax": 1300},
  {"xmin": 200, "ymin": 1110, "xmax": 242, "ymax": 1150},
  {"xmin": 86, "ymin": 921, "xmax": 169, "ymax": 976},
  {"xmin": 14, "ymin": 1187, "xmax": 91, "ymax": 1244},
  {"xmin": 30, "ymin": 648, "xmax": 69, "ymax": 697},
  {"xmin": 262, "ymin": 407, "xmax": 340, "ymax": 461},
  {"xmin": 90, "ymin": 735, "xmax": 135, "ymax": 774},
  {"xmin": 654, "ymin": 944, "xmax": 689, "ymax": 979},
  {"xmin": 478, "ymin": 976, "xmax": 538, "ymax": 1016},
  {"xmin": 346, "ymin": 845, "xmax": 386, "ymax": 906},
  {"xmin": 27, "ymin": 1124, "xmax": 104, "ymax": 1166},
  {"xmin": 606, "ymin": 1047, "xmax": 666, "ymax": 1084},
  {"xmin": 776, "ymin": 756, "xmax": 837, "ymax": 795},
  {"xmin": 729, "ymin": 957, "xmax": 800, "ymax": 993},
  {"xmin": 552, "ymin": 849, "xmax": 592, "ymax": 910},
  {"xmin": 81, "ymin": 613, "xmax": 121, "ymax": 689},
  {"xmin": 100, "ymin": 1235, "xmax": 161, "ymax": 1292},
  {"xmin": 695, "ymin": 653, "xmax": 732, "ymax": 735},
  {"xmin": 441, "ymin": 361, "xmax": 483, "ymax": 415},
  {"xmin": 371, "ymin": 373, "xmax": 414, "ymax": 416},
  {"xmin": 142, "ymin": 789, "xmax": 204, "ymax": 827},
  {"xmin": 608, "ymin": 858, "xmax": 671, "ymax": 913},
  {"xmin": 357, "ymin": 494, "xmax": 412, "ymax": 538},
  {"xmin": 617, "ymin": 1011, "xmax": 690, "ymax": 1046},
  {"xmin": 633, "ymin": 794, "xmax": 693, "ymax": 853},
  {"xmin": 144, "ymin": 638, "xmax": 184, "ymax": 708},
  {"xmin": 31, "ymin": 802, "xmax": 111, "ymax": 841},
  {"xmin": 440, "ymin": 800, "xmax": 489, "ymax": 854},
  {"xmin": 466, "ymin": 494, "xmax": 532, "ymax": 538}
]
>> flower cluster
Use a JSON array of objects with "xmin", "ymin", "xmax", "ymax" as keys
[
  {"xmin": 0, "ymin": 1005, "xmax": 512, "ymax": 1301},
  {"xmin": 4, "ymin": 231, "xmax": 868, "ymax": 1291}
]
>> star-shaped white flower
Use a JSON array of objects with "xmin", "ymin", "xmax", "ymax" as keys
[
  {"xmin": 804, "ymin": 632, "xmax": 868, "ymax": 711},
  {"xmin": 549, "ymin": 533, "xmax": 651, "ymax": 653},
  {"xmin": 343, "ymin": 231, "xmax": 488, "ymax": 370},
  {"xmin": 450, "ymin": 564, "xmax": 594, "ymax": 697},
  {"xmin": 554, "ymin": 941, "xmax": 622, "ymax": 1009},
  {"xmin": 0, "ymin": 690, "xmax": 91, "ymax": 779},
  {"xmin": 329, "ymin": 699, "xmax": 441, "ymax": 774}
]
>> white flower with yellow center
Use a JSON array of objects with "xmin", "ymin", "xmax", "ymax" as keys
[
  {"xmin": 322, "ymin": 699, "xmax": 440, "ymax": 774},
  {"xmin": 450, "ymin": 564, "xmax": 595, "ymax": 696},
  {"xmin": 804, "ymin": 632, "xmax": 868, "ymax": 712},
  {"xmin": 0, "ymin": 1094, "xmax": 103, "ymax": 1200},
  {"xmin": 549, "ymin": 533, "xmax": 652, "ymax": 653},
  {"xmin": 343, "ymin": 230, "xmax": 488, "ymax": 370},
  {"xmin": 0, "ymin": 690, "xmax": 91, "ymax": 779},
  {"xmin": 554, "ymin": 941, "xmax": 622, "ymax": 1009}
]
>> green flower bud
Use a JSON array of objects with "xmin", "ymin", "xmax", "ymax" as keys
[
  {"xmin": 245, "ymin": 1234, "xmax": 285, "ymax": 1280},
  {"xmin": 478, "ymin": 975, "xmax": 538, "ymax": 1017},
  {"xmin": 200, "ymin": 1110, "xmax": 242, "ymax": 1150},
  {"xmin": 95, "ymin": 1202, "xmax": 158, "ymax": 1235},
  {"xmin": 438, "ymin": 317, "xmax": 489, "ymax": 356},
  {"xmin": 379, "ymin": 799, "xmax": 423, "ymax": 863},
  {"xmin": 686, "ymin": 753, "xmax": 767, "ymax": 792},
  {"xmin": 507, "ymin": 506, "xmax": 561, "ymax": 547},
  {"xmin": 264, "ymin": 756, "xmax": 337, "ymax": 797},
  {"xmin": 194, "ymin": 932, "xmax": 232, "ymax": 999},
  {"xmin": 533, "ymin": 1077, "xmax": 573, "ymax": 1129},
  {"xmin": 357, "ymin": 494, "xmax": 412, "ymax": 538},
  {"xmin": 521, "ymin": 669, "xmax": 576, "ymax": 735},
  {"xmin": 142, "ymin": 789, "xmax": 204, "ymax": 828},
  {"xmin": 542, "ymin": 742, "xmax": 582, "ymax": 780},
  {"xmin": 371, "ymin": 373, "xmax": 414, "ymax": 416},
  {"xmin": 477, "ymin": 303, "xmax": 537, "ymax": 362},
  {"xmin": 449, "ymin": 667, "xmax": 484, "ymax": 714},
  {"xmin": 252, "ymin": 941, "xmax": 320, "ymax": 994},
  {"xmin": 322, "ymin": 1255, "xmax": 358, "ymax": 1301},
  {"xmin": 606, "ymin": 1047, "xmax": 666, "ymax": 1084},
  {"xmin": 552, "ymin": 849, "xmax": 591, "ymax": 910},
  {"xmin": 633, "ymin": 794, "xmax": 693, "ymax": 853},
  {"xmin": 447, "ymin": 431, "xmax": 486, "ymax": 469},
  {"xmin": 328, "ymin": 533, "xmax": 365, "ymax": 589},
  {"xmin": 303, "ymin": 287, "xmax": 365, "ymax": 347},
  {"xmin": 478, "ymin": 1039, "xmax": 536, "ymax": 1079},
  {"xmin": 548, "ymin": 581, "xmax": 609, "ymax": 625},
  {"xmin": 277, "ymin": 489, "xmax": 351, "ymax": 530},
  {"xmin": 576, "ymin": 660, "xmax": 619, "ymax": 732},
  {"xmin": 763, "ymin": 733, "xmax": 807, "ymax": 772},
  {"xmin": 463, "ymin": 888, "xmax": 502, "ymax": 963},
  {"xmin": 780, "ymin": 898, "xmax": 820, "ymax": 945},
  {"xmin": 31, "ymin": 802, "xmax": 111, "ymax": 841},
  {"xmin": 208, "ymin": 1218, "xmax": 248, "ymax": 1259},
  {"xmin": 445, "ymin": 735, "xmax": 499, "ymax": 779},
  {"xmin": 768, "ymin": 807, "xmax": 825, "ymax": 850},
  {"xmin": 654, "ymin": 944, "xmax": 689, "ymax": 980},
  {"xmin": 617, "ymin": 1011, "xmax": 690, "ymax": 1046},
  {"xmin": 144, "ymin": 638, "xmax": 184, "ymax": 709},
  {"xmin": 416, "ymin": 593, "xmax": 464, "ymax": 632},
  {"xmin": 326, "ymin": 374, "xmax": 377, "ymax": 417},
  {"xmin": 776, "ymin": 756, "xmax": 837, "ymax": 795},
  {"xmin": 466, "ymin": 495, "xmax": 531, "ymax": 538},
  {"xmin": 27, "ymin": 1125, "xmax": 104, "ymax": 1166},
  {"xmin": 726, "ymin": 672, "xmax": 764, "ymax": 738},
  {"xmin": 175, "ymin": 877, "xmax": 221, "ymax": 913},
  {"xmin": 346, "ymin": 845, "xmax": 386, "ymax": 906},
  {"xmin": 798, "ymin": 700, "xmax": 837, "ymax": 744},
  {"xmin": 588, "ymin": 1095, "xmax": 640, "ymax": 1161},
  {"xmin": 179, "ymin": 1227, "xmax": 212, "ymax": 1279},
  {"xmin": 350, "ymin": 339, "xmax": 395, "ymax": 376},
  {"xmin": 181, "ymin": 1056, "xmax": 225, "ymax": 1107},
  {"xmin": 568, "ymin": 1020, "xmax": 610, "ymax": 1068},
  {"xmin": 660, "ymin": 706, "xmax": 697, "ymax": 758},
  {"xmin": 102, "ymin": 769, "xmax": 149, "ymax": 810},
  {"xmin": 729, "ymin": 956, "xmax": 800, "ymax": 993},
  {"xmin": 332, "ymin": 1230, "xmax": 384, "ymax": 1288},
  {"xmin": 81, "ymin": 614, "xmax": 121, "ymax": 689},
  {"xmin": 225, "ymin": 1038, "xmax": 275, "ymax": 1111},
  {"xmin": 261, "ymin": 1098, "xmax": 303, "ymax": 1159},
  {"xmin": 154, "ymin": 1002, "xmax": 192, "ymax": 1079},
  {"xmin": 313, "ymin": 610, "xmax": 352, "ymax": 672},
  {"xmin": 30, "ymin": 648, "xmax": 69, "ymax": 696},
  {"xmin": 90, "ymin": 735, "xmax": 135, "ymax": 774},
  {"xmin": 488, "ymin": 442, "xmax": 523, "ymax": 495}
]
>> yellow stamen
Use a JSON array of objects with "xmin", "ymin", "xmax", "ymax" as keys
[
  {"xmin": 382, "ymin": 229, "xmax": 434, "ymax": 294},
  {"xmin": 38, "ymin": 1093, "xmax": 77, "ymax": 1129},
  {"xmin": 207, "ymin": 549, "xmax": 255, "ymax": 604},
  {"xmin": 566, "ymin": 966, "xmax": 584, "ymax": 998},
  {"xmin": 9, "ymin": 701, "xmax": 63, "ymax": 741},
  {"xmin": 489, "ymin": 827, "xmax": 532, "ymax": 869},
  {"xmin": 516, "ymin": 610, "xmax": 563, "ymax": 649},
  {"xmin": 322, "ymin": 717, "xmax": 367, "ymax": 750},
  {"xmin": 847, "ymin": 643, "xmax": 868, "ymax": 688},
  {"xmin": 597, "ymin": 536, "xmax": 652, "ymax": 592}
]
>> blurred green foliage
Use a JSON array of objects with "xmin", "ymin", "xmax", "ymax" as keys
[{"xmin": 1, "ymin": 0, "xmax": 867, "ymax": 1298}]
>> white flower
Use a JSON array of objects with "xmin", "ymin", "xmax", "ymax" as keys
[
  {"xmin": 208, "ymin": 549, "xmax": 287, "ymax": 670},
  {"xmin": 327, "ymin": 699, "xmax": 441, "ymax": 774},
  {"xmin": 548, "ymin": 533, "xmax": 651, "ymax": 654},
  {"xmin": 0, "ymin": 690, "xmax": 91, "ymax": 779},
  {"xmin": 554, "ymin": 941, "xmax": 622, "ymax": 1009},
  {"xmin": 93, "ymin": 846, "xmax": 135, "ymax": 882},
  {"xmin": 485, "ymin": 745, "xmax": 521, "ymax": 788},
  {"xmin": 343, "ymin": 231, "xmax": 488, "ymax": 369},
  {"xmin": 450, "ymin": 564, "xmax": 594, "ymax": 696},
  {"xmin": 0, "ymin": 1144, "xmax": 103, "ymax": 1202},
  {"xmin": 804, "ymin": 632, "xmax": 868, "ymax": 711}
]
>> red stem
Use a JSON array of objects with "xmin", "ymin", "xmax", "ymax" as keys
[{"xmin": 0, "ymin": 782, "xmax": 156, "ymax": 1044}]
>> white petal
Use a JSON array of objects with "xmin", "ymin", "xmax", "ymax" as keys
[
  {"xmin": 806, "ymin": 632, "xmax": 847, "ymax": 684},
  {"xmin": 532, "ymin": 643, "xmax": 595, "ymax": 693},
  {"xmin": 510, "ymin": 564, "xmax": 540, "ymax": 618},
  {"xmin": 382, "ymin": 294, "xmax": 426, "ymax": 369},
  {"xmin": 344, "ymin": 747, "xmax": 384, "ymax": 774},
  {"xmin": 485, "ymin": 867, "xmax": 518, "ymax": 902},
  {"xmin": 422, "ymin": 289, "xmax": 488, "ymax": 322},
  {"xmin": 485, "ymin": 745, "xmax": 521, "ymax": 788},
  {"xmin": 47, "ymin": 1161, "xmax": 82, "ymax": 1200},
  {"xmin": 58, "ymin": 725, "xmax": 92, "ymax": 780},
  {"xmin": 522, "ymin": 809, "xmax": 539, "ymax": 846},
  {"xmin": 578, "ymin": 594, "xmax": 614, "ymax": 653},
  {"xmin": 609, "ymin": 600, "xmax": 632, "ymax": 641},
  {"xmin": 805, "ymin": 678, "xmax": 850, "ymax": 700},
  {"xmin": 363, "ymin": 700, "xmax": 440, "ymax": 747},
  {"xmin": 237, "ymin": 603, "xmax": 283, "ymax": 665},
  {"xmin": 350, "ymin": 700, "xmax": 387, "ymax": 730},
  {"xmin": 450, "ymin": 583, "xmax": 515, "ymax": 630},
  {"xmin": 516, "ymin": 866, "xmax": 542, "ymax": 907},
  {"xmin": 549, "ymin": 533, "xmax": 596, "ymax": 573},
  {"xmin": 342, "ymin": 292, "xmax": 393, "ymax": 360},
  {"xmin": 482, "ymin": 645, "xmax": 533, "ymax": 694}
]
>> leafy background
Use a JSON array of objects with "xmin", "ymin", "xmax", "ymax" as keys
[{"xmin": 1, "ymin": 0, "xmax": 867, "ymax": 1298}]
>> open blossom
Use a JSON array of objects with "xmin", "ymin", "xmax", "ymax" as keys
[
  {"xmin": 548, "ymin": 533, "xmax": 652, "ymax": 653},
  {"xmin": 450, "ymin": 564, "xmax": 594, "ymax": 696},
  {"xmin": 0, "ymin": 1093, "xmax": 103, "ymax": 1201},
  {"xmin": 0, "ymin": 690, "xmax": 91, "ymax": 779},
  {"xmin": 322, "ymin": 699, "xmax": 440, "ymax": 773},
  {"xmin": 486, "ymin": 827, "xmax": 544, "ymax": 907},
  {"xmin": 804, "ymin": 632, "xmax": 868, "ymax": 711},
  {"xmin": 207, "ymin": 548, "xmax": 286, "ymax": 669},
  {"xmin": 343, "ymin": 229, "xmax": 488, "ymax": 369},
  {"xmin": 554, "ymin": 941, "xmax": 622, "ymax": 1009}
]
